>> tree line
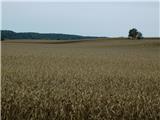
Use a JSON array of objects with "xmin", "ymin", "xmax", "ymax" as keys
[{"xmin": 1, "ymin": 30, "xmax": 97, "ymax": 40}]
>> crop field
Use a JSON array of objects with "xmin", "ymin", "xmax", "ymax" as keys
[{"xmin": 1, "ymin": 39, "xmax": 160, "ymax": 120}]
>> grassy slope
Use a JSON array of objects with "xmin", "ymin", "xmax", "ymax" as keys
[{"xmin": 1, "ymin": 39, "xmax": 160, "ymax": 120}]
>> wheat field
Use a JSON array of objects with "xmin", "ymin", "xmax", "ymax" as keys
[{"xmin": 1, "ymin": 39, "xmax": 160, "ymax": 120}]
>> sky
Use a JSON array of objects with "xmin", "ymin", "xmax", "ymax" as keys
[{"xmin": 1, "ymin": 0, "xmax": 159, "ymax": 37}]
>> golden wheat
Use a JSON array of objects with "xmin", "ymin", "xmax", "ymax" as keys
[{"xmin": 1, "ymin": 39, "xmax": 160, "ymax": 120}]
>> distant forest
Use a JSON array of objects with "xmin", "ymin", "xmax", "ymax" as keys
[{"xmin": 1, "ymin": 30, "xmax": 98, "ymax": 40}]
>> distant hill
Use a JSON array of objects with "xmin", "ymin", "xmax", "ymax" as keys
[{"xmin": 1, "ymin": 30, "xmax": 99, "ymax": 40}]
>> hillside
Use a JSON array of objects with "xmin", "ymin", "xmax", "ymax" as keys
[{"xmin": 1, "ymin": 30, "xmax": 98, "ymax": 40}]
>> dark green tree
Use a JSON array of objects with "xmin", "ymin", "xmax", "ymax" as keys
[
  {"xmin": 128, "ymin": 28, "xmax": 143, "ymax": 39},
  {"xmin": 128, "ymin": 28, "xmax": 138, "ymax": 39}
]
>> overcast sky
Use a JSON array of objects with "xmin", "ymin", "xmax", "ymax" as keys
[{"xmin": 1, "ymin": 1, "xmax": 159, "ymax": 37}]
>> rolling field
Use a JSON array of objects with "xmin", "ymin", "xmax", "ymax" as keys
[{"xmin": 1, "ymin": 39, "xmax": 160, "ymax": 120}]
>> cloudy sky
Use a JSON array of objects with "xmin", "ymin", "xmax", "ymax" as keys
[{"xmin": 1, "ymin": 0, "xmax": 159, "ymax": 37}]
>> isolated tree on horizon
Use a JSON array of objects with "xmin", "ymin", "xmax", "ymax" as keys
[{"xmin": 128, "ymin": 28, "xmax": 143, "ymax": 39}]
